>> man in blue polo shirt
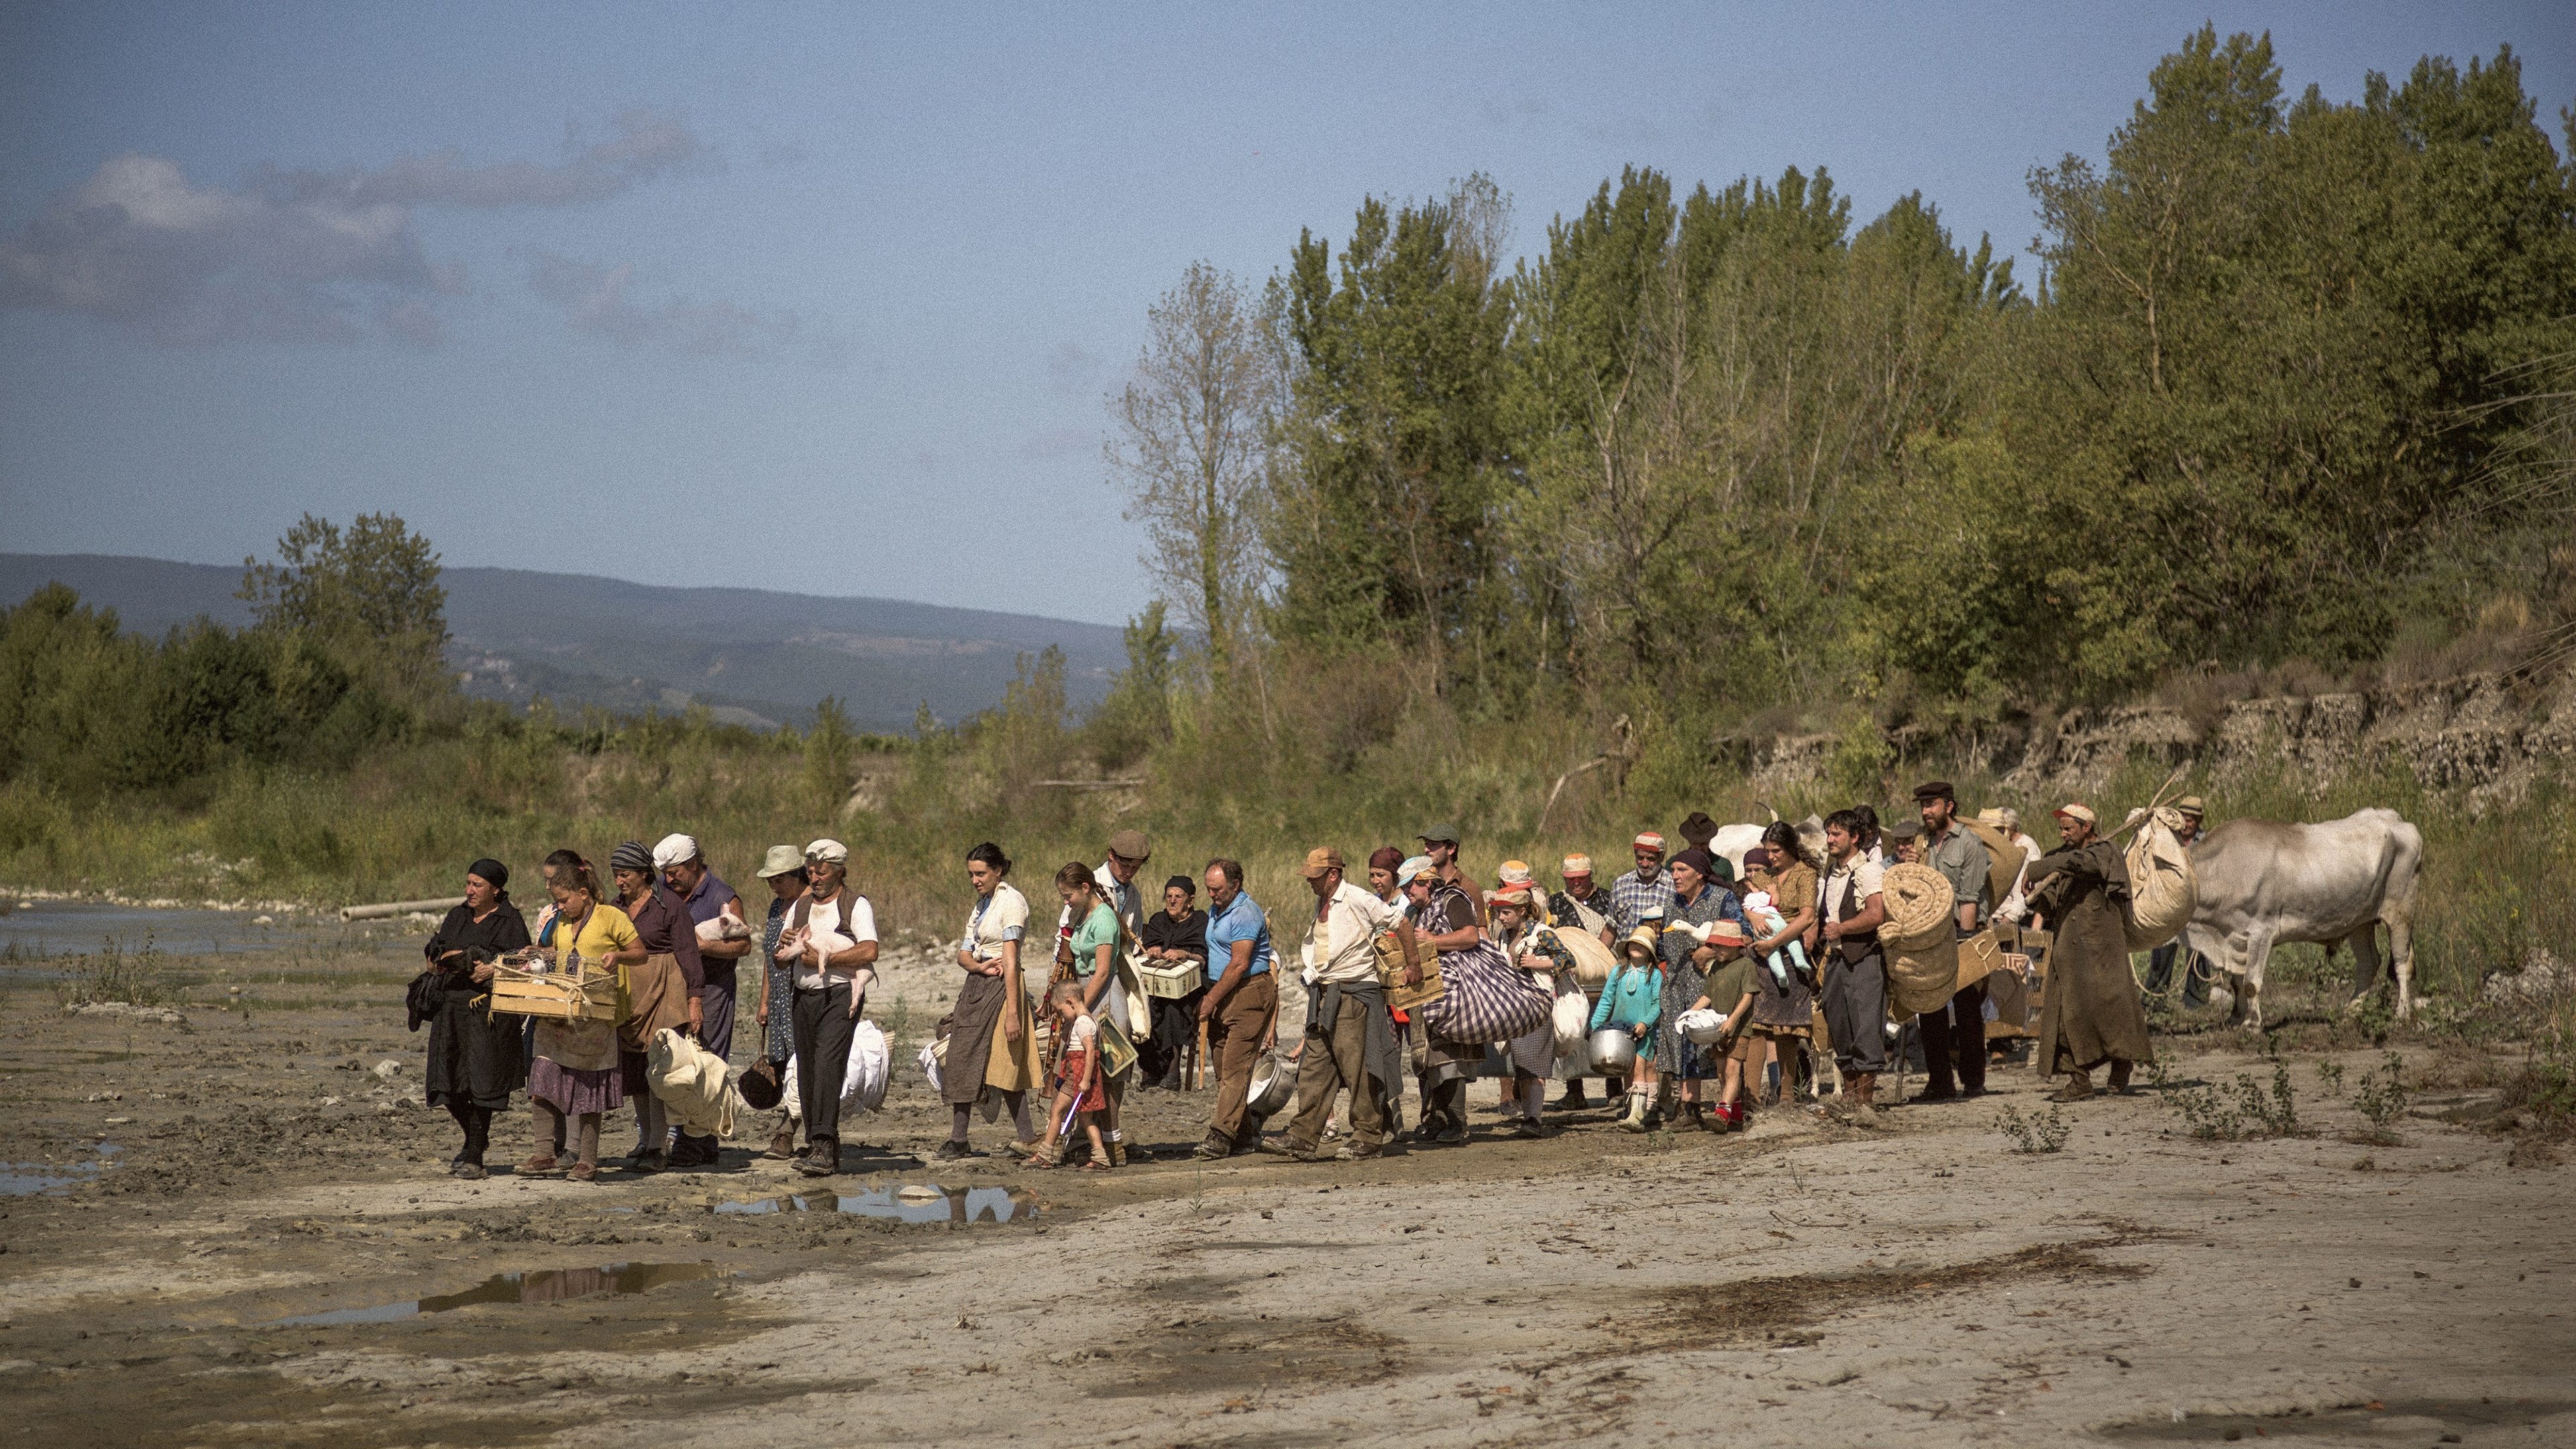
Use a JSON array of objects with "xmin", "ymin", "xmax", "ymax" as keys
[{"xmin": 1195, "ymin": 857, "xmax": 1277, "ymax": 1160}]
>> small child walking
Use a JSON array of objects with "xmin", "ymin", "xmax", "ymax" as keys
[
  {"xmin": 1593, "ymin": 926, "xmax": 1664, "ymax": 1133},
  {"xmin": 1026, "ymin": 981, "xmax": 1112, "ymax": 1170},
  {"xmin": 1688, "ymin": 920, "xmax": 1761, "ymax": 1131}
]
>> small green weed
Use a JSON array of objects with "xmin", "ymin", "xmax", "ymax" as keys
[
  {"xmin": 54, "ymin": 936, "xmax": 173, "ymax": 1008},
  {"xmin": 2164, "ymin": 1065, "xmax": 2300, "ymax": 1142},
  {"xmin": 1994, "ymin": 1104, "xmax": 2072, "ymax": 1153},
  {"xmin": 2351, "ymin": 1051, "xmax": 2410, "ymax": 1142},
  {"xmin": 2314, "ymin": 1059, "xmax": 2346, "ymax": 1098}
]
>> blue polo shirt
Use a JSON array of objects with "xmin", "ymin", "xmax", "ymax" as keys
[{"xmin": 1204, "ymin": 890, "xmax": 1274, "ymax": 978}]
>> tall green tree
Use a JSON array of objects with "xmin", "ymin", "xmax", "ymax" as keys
[{"xmin": 239, "ymin": 512, "xmax": 451, "ymax": 701}]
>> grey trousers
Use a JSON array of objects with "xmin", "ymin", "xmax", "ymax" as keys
[
  {"xmin": 1286, "ymin": 994, "xmax": 1387, "ymax": 1152},
  {"xmin": 792, "ymin": 981, "xmax": 857, "ymax": 1143},
  {"xmin": 1821, "ymin": 948, "xmax": 1890, "ymax": 1076}
]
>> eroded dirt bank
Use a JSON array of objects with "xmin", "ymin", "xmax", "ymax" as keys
[{"xmin": 2, "ymin": 947, "xmax": 2569, "ymax": 1448}]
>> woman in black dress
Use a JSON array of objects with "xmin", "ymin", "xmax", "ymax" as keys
[{"xmin": 422, "ymin": 858, "xmax": 531, "ymax": 1178}]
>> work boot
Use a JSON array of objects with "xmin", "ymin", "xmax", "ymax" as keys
[
  {"xmin": 796, "ymin": 1138, "xmax": 840, "ymax": 1177},
  {"xmin": 2047, "ymin": 1073, "xmax": 2096, "ymax": 1103},
  {"xmin": 1849, "ymin": 1074, "xmax": 1882, "ymax": 1127},
  {"xmin": 764, "ymin": 1127, "xmax": 797, "ymax": 1161},
  {"xmin": 1551, "ymin": 1082, "xmax": 1589, "ymax": 1111},
  {"xmin": 2107, "ymin": 1059, "xmax": 2135, "ymax": 1094}
]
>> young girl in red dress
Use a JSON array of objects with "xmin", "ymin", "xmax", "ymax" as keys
[{"xmin": 1026, "ymin": 980, "xmax": 1112, "ymax": 1169}]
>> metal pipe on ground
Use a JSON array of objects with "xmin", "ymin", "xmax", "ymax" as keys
[{"xmin": 340, "ymin": 898, "xmax": 461, "ymax": 922}]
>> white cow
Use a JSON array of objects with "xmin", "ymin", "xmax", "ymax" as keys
[
  {"xmin": 1719, "ymin": 812, "xmax": 1827, "ymax": 879},
  {"xmin": 2179, "ymin": 808, "xmax": 2424, "ymax": 1029}
]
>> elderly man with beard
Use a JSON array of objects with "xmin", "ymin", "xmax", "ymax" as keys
[{"xmin": 1608, "ymin": 831, "xmax": 1677, "ymax": 938}]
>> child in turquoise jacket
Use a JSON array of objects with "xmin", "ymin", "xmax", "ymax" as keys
[{"xmin": 1591, "ymin": 926, "xmax": 1664, "ymax": 1131}]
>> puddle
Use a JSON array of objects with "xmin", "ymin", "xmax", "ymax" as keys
[
  {"xmin": 267, "ymin": 1261, "xmax": 721, "ymax": 1326},
  {"xmin": 2, "ymin": 1144, "xmax": 121, "ymax": 1196},
  {"xmin": 712, "ymin": 1183, "xmax": 1039, "ymax": 1224}
]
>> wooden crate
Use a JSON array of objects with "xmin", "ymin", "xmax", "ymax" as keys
[{"xmin": 486, "ymin": 961, "xmax": 619, "ymax": 1022}]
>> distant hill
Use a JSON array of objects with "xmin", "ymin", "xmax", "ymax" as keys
[{"xmin": 0, "ymin": 553, "xmax": 1124, "ymax": 732}]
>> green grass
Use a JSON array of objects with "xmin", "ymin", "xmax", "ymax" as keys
[{"xmin": 2, "ymin": 685, "xmax": 2567, "ymax": 1040}]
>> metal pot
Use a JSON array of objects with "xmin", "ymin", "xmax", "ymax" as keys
[
  {"xmin": 1246, "ymin": 1057, "xmax": 1297, "ymax": 1116},
  {"xmin": 1588, "ymin": 1026, "xmax": 1639, "ymax": 1073}
]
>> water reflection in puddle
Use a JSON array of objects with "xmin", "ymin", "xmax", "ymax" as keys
[
  {"xmin": 713, "ymin": 1184, "xmax": 1038, "ymax": 1224},
  {"xmin": 269, "ymin": 1261, "xmax": 721, "ymax": 1326},
  {"xmin": 2, "ymin": 1144, "xmax": 121, "ymax": 1196}
]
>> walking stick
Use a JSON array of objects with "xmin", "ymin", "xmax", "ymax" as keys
[{"xmin": 1195, "ymin": 1018, "xmax": 1210, "ymax": 1092}]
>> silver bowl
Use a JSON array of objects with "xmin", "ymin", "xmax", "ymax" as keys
[
  {"xmin": 1246, "ymin": 1057, "xmax": 1297, "ymax": 1116},
  {"xmin": 1588, "ymin": 1027, "xmax": 1639, "ymax": 1073}
]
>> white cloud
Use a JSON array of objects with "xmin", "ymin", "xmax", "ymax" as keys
[
  {"xmin": 0, "ymin": 109, "xmax": 707, "ymax": 346},
  {"xmin": 527, "ymin": 252, "xmax": 843, "ymax": 366}
]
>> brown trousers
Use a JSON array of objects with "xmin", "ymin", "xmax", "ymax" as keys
[
  {"xmin": 1205, "ymin": 972, "xmax": 1278, "ymax": 1148},
  {"xmin": 1287, "ymin": 990, "xmax": 1386, "ymax": 1152}
]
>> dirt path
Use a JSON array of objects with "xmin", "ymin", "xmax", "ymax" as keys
[{"xmin": 2, "ymin": 943, "xmax": 2569, "ymax": 1447}]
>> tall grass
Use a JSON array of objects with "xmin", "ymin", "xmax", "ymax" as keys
[{"xmin": 1, "ymin": 676, "xmax": 2567, "ymax": 1019}]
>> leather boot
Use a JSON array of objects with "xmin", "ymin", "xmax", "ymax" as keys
[{"xmin": 1849, "ymin": 1073, "xmax": 1882, "ymax": 1126}]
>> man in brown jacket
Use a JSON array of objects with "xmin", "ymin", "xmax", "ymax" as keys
[{"xmin": 2025, "ymin": 804, "xmax": 2152, "ymax": 1102}]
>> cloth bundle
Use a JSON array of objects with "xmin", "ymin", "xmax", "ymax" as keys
[
  {"xmin": 1674, "ymin": 1006, "xmax": 1729, "ymax": 1044},
  {"xmin": 1418, "ymin": 941, "xmax": 1553, "ymax": 1043},
  {"xmin": 646, "ymin": 1027, "xmax": 741, "ymax": 1140},
  {"xmin": 2121, "ymin": 805, "xmax": 2199, "ymax": 950},
  {"xmin": 783, "ymin": 1020, "xmax": 893, "ymax": 1120}
]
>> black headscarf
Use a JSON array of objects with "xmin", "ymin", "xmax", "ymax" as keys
[{"xmin": 467, "ymin": 857, "xmax": 508, "ymax": 892}]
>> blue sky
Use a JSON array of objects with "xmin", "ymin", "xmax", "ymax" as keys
[{"xmin": 3, "ymin": 1, "xmax": 2567, "ymax": 627}]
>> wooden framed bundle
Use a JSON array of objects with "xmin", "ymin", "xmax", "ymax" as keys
[{"xmin": 484, "ymin": 955, "xmax": 620, "ymax": 1023}]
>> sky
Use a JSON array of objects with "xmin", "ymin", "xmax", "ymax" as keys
[{"xmin": 3, "ymin": 1, "xmax": 2569, "ymax": 628}]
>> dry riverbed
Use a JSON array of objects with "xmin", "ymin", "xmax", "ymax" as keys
[{"xmin": 1, "ymin": 934, "xmax": 2569, "ymax": 1448}]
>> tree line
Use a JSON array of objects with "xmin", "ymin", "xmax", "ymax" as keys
[
  {"xmin": 1112, "ymin": 28, "xmax": 2576, "ymax": 757},
  {"xmin": 0, "ymin": 513, "xmax": 447, "ymax": 796}
]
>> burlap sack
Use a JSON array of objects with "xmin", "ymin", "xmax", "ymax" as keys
[
  {"xmin": 1888, "ymin": 936, "xmax": 1961, "ymax": 1017},
  {"xmin": 1880, "ymin": 862, "xmax": 1961, "ymax": 1016},
  {"xmin": 1556, "ymin": 925, "xmax": 1617, "ymax": 989},
  {"xmin": 2122, "ymin": 805, "xmax": 2198, "ymax": 950}
]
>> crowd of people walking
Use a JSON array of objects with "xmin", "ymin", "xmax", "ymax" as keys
[{"xmin": 416, "ymin": 784, "xmax": 2183, "ymax": 1178}]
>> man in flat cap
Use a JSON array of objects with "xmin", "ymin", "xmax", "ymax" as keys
[
  {"xmin": 1609, "ymin": 830, "xmax": 1676, "ymax": 939},
  {"xmin": 1260, "ymin": 847, "xmax": 1405, "ymax": 1161},
  {"xmin": 1913, "ymin": 780, "xmax": 1992, "ymax": 1101},
  {"xmin": 2144, "ymin": 797, "xmax": 2212, "ymax": 1006}
]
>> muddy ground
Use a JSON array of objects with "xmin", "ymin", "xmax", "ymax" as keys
[{"xmin": 1, "ymin": 930, "xmax": 2570, "ymax": 1448}]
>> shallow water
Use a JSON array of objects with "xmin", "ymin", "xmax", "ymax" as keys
[
  {"xmin": 267, "ymin": 1260, "xmax": 722, "ymax": 1326},
  {"xmin": 712, "ymin": 1183, "xmax": 1038, "ymax": 1224},
  {"xmin": 0, "ymin": 1144, "xmax": 121, "ymax": 1196},
  {"xmin": 0, "ymin": 900, "xmax": 355, "ymax": 962}
]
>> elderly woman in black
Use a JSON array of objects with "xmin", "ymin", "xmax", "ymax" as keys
[{"xmin": 422, "ymin": 858, "xmax": 531, "ymax": 1179}]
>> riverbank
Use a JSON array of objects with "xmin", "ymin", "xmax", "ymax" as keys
[{"xmin": 1, "ymin": 938, "xmax": 2568, "ymax": 1446}]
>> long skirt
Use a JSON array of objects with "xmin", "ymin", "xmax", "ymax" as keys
[
  {"xmin": 529, "ymin": 1057, "xmax": 624, "ymax": 1116},
  {"xmin": 1653, "ymin": 958, "xmax": 1713, "ymax": 1078},
  {"xmin": 943, "ymin": 970, "xmax": 1041, "ymax": 1106},
  {"xmin": 425, "ymin": 982, "xmax": 523, "ymax": 1111}
]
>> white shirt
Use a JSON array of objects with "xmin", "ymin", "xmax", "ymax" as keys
[
  {"xmin": 965, "ymin": 881, "xmax": 1030, "ymax": 963},
  {"xmin": 790, "ymin": 892, "xmax": 877, "ymax": 990},
  {"xmin": 1821, "ymin": 855, "xmax": 1886, "ymax": 927},
  {"xmin": 1308, "ymin": 880, "xmax": 1399, "ymax": 986},
  {"xmin": 1058, "ymin": 859, "xmax": 1144, "ymax": 944}
]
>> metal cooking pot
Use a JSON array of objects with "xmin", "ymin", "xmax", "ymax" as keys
[
  {"xmin": 1588, "ymin": 1026, "xmax": 1639, "ymax": 1073},
  {"xmin": 1246, "ymin": 1057, "xmax": 1297, "ymax": 1116}
]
